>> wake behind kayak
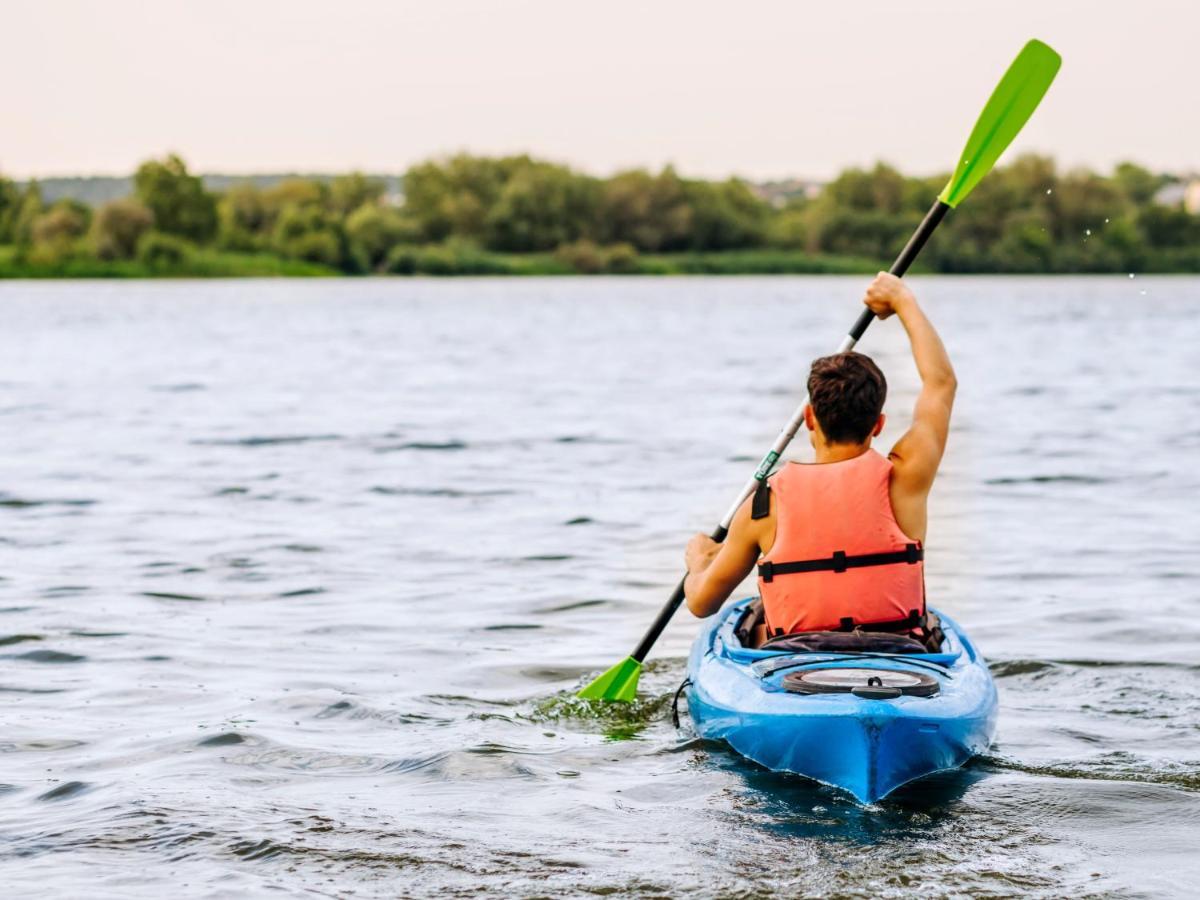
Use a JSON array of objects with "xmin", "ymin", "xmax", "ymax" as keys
[{"xmin": 684, "ymin": 599, "xmax": 998, "ymax": 804}]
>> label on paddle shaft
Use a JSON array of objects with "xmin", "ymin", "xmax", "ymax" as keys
[{"xmin": 754, "ymin": 450, "xmax": 779, "ymax": 481}]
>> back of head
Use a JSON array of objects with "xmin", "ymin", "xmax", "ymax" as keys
[{"xmin": 807, "ymin": 352, "xmax": 887, "ymax": 444}]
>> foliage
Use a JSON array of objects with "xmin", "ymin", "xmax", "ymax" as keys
[
  {"xmin": 137, "ymin": 231, "xmax": 196, "ymax": 270},
  {"xmin": 485, "ymin": 162, "xmax": 600, "ymax": 252},
  {"xmin": 28, "ymin": 200, "xmax": 90, "ymax": 264},
  {"xmin": 0, "ymin": 175, "xmax": 22, "ymax": 243},
  {"xmin": 383, "ymin": 240, "xmax": 567, "ymax": 276},
  {"xmin": 0, "ymin": 244, "xmax": 336, "ymax": 278},
  {"xmin": 10, "ymin": 182, "xmax": 45, "ymax": 253},
  {"xmin": 554, "ymin": 240, "xmax": 639, "ymax": 274},
  {"xmin": 4, "ymin": 150, "xmax": 1200, "ymax": 277},
  {"xmin": 134, "ymin": 154, "xmax": 217, "ymax": 243},
  {"xmin": 684, "ymin": 178, "xmax": 769, "ymax": 250},
  {"xmin": 329, "ymin": 172, "xmax": 386, "ymax": 216},
  {"xmin": 600, "ymin": 167, "xmax": 693, "ymax": 251},
  {"xmin": 91, "ymin": 198, "xmax": 154, "ymax": 260},
  {"xmin": 271, "ymin": 202, "xmax": 344, "ymax": 268},
  {"xmin": 344, "ymin": 203, "xmax": 419, "ymax": 271},
  {"xmin": 216, "ymin": 184, "xmax": 273, "ymax": 252},
  {"xmin": 402, "ymin": 154, "xmax": 528, "ymax": 243}
]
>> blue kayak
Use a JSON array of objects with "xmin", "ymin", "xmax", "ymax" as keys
[{"xmin": 685, "ymin": 598, "xmax": 997, "ymax": 804}]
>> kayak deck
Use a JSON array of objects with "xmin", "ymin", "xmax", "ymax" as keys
[{"xmin": 685, "ymin": 599, "xmax": 998, "ymax": 803}]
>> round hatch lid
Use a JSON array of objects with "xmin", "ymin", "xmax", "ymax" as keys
[{"xmin": 782, "ymin": 667, "xmax": 939, "ymax": 699}]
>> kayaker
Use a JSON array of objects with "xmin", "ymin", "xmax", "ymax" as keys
[{"xmin": 683, "ymin": 271, "xmax": 954, "ymax": 641}]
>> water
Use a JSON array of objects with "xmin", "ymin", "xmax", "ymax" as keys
[{"xmin": 2, "ymin": 276, "xmax": 1198, "ymax": 898}]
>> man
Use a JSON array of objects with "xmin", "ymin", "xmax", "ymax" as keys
[{"xmin": 682, "ymin": 272, "xmax": 955, "ymax": 640}]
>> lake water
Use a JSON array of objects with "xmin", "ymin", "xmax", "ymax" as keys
[{"xmin": 2, "ymin": 276, "xmax": 1198, "ymax": 898}]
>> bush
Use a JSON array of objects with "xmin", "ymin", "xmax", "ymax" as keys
[
  {"xmin": 29, "ymin": 202, "xmax": 89, "ymax": 264},
  {"xmin": 383, "ymin": 242, "xmax": 521, "ymax": 276},
  {"xmin": 137, "ymin": 231, "xmax": 195, "ymax": 269},
  {"xmin": 345, "ymin": 204, "xmax": 419, "ymax": 271},
  {"xmin": 91, "ymin": 198, "xmax": 154, "ymax": 260},
  {"xmin": 554, "ymin": 240, "xmax": 641, "ymax": 274},
  {"xmin": 272, "ymin": 203, "xmax": 345, "ymax": 268},
  {"xmin": 134, "ymin": 154, "xmax": 217, "ymax": 243},
  {"xmin": 605, "ymin": 242, "xmax": 639, "ymax": 274},
  {"xmin": 216, "ymin": 185, "xmax": 272, "ymax": 252},
  {"xmin": 554, "ymin": 239, "xmax": 606, "ymax": 274},
  {"xmin": 279, "ymin": 230, "xmax": 342, "ymax": 267}
]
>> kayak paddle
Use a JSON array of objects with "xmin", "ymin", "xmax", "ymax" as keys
[{"xmin": 579, "ymin": 38, "xmax": 1061, "ymax": 702}]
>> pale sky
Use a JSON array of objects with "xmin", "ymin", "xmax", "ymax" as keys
[{"xmin": 4, "ymin": 0, "xmax": 1196, "ymax": 180}]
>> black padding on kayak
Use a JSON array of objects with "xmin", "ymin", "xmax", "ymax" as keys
[
  {"xmin": 762, "ymin": 630, "xmax": 927, "ymax": 654},
  {"xmin": 733, "ymin": 598, "xmax": 766, "ymax": 647},
  {"xmin": 782, "ymin": 667, "xmax": 939, "ymax": 698}
]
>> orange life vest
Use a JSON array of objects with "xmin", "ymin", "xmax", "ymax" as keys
[{"xmin": 756, "ymin": 449, "xmax": 925, "ymax": 635}]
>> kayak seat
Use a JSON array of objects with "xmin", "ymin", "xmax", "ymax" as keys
[
  {"xmin": 734, "ymin": 597, "xmax": 943, "ymax": 653},
  {"xmin": 761, "ymin": 630, "xmax": 928, "ymax": 654}
]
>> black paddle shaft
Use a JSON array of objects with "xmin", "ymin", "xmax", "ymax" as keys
[{"xmin": 628, "ymin": 198, "xmax": 951, "ymax": 665}]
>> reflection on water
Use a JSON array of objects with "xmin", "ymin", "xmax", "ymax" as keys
[{"xmin": 1, "ymin": 276, "xmax": 1198, "ymax": 897}]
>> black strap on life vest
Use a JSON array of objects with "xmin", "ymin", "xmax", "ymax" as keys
[
  {"xmin": 758, "ymin": 543, "xmax": 922, "ymax": 582},
  {"xmin": 751, "ymin": 479, "xmax": 771, "ymax": 520}
]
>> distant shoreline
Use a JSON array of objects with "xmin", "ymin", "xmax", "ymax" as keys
[
  {"xmin": 6, "ymin": 152, "xmax": 1200, "ymax": 281},
  {"xmin": 0, "ymin": 246, "xmax": 874, "ymax": 279},
  {"xmin": 4, "ymin": 245, "xmax": 1199, "ymax": 279}
]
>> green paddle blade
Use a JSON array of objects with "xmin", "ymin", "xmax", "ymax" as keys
[
  {"xmin": 939, "ymin": 39, "xmax": 1062, "ymax": 208},
  {"xmin": 578, "ymin": 656, "xmax": 641, "ymax": 702}
]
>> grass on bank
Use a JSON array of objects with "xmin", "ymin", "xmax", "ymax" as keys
[
  {"xmin": 0, "ymin": 243, "xmax": 882, "ymax": 278},
  {"xmin": 0, "ymin": 245, "xmax": 337, "ymax": 278},
  {"xmin": 11, "ymin": 239, "xmax": 1197, "ymax": 279}
]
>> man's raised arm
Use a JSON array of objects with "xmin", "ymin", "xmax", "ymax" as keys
[{"xmin": 862, "ymin": 272, "xmax": 956, "ymax": 492}]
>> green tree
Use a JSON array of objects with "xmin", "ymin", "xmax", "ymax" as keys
[
  {"xmin": 272, "ymin": 203, "xmax": 343, "ymax": 268},
  {"xmin": 134, "ymin": 154, "xmax": 217, "ymax": 243},
  {"xmin": 1112, "ymin": 162, "xmax": 1165, "ymax": 206},
  {"xmin": 991, "ymin": 209, "xmax": 1055, "ymax": 272},
  {"xmin": 766, "ymin": 200, "xmax": 811, "ymax": 250},
  {"xmin": 10, "ymin": 182, "xmax": 45, "ymax": 257},
  {"xmin": 344, "ymin": 203, "xmax": 418, "ymax": 271},
  {"xmin": 216, "ymin": 184, "xmax": 272, "ymax": 251},
  {"xmin": 600, "ymin": 167, "xmax": 693, "ymax": 252},
  {"xmin": 485, "ymin": 163, "xmax": 601, "ymax": 252},
  {"xmin": 91, "ymin": 198, "xmax": 155, "ymax": 260},
  {"xmin": 29, "ymin": 200, "xmax": 90, "ymax": 264},
  {"xmin": 1137, "ymin": 204, "xmax": 1200, "ymax": 249},
  {"xmin": 402, "ymin": 154, "xmax": 528, "ymax": 242},
  {"xmin": 329, "ymin": 173, "xmax": 385, "ymax": 216},
  {"xmin": 138, "ymin": 231, "xmax": 196, "ymax": 270},
  {"xmin": 264, "ymin": 178, "xmax": 328, "ymax": 212},
  {"xmin": 0, "ymin": 174, "xmax": 21, "ymax": 242},
  {"xmin": 683, "ymin": 178, "xmax": 770, "ymax": 250}
]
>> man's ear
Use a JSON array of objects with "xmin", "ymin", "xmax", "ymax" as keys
[
  {"xmin": 872, "ymin": 413, "xmax": 886, "ymax": 438},
  {"xmin": 804, "ymin": 404, "xmax": 816, "ymax": 431}
]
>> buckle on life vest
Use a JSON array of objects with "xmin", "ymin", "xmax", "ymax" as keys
[
  {"xmin": 759, "ymin": 561, "xmax": 774, "ymax": 583},
  {"xmin": 831, "ymin": 550, "xmax": 848, "ymax": 573},
  {"xmin": 904, "ymin": 543, "xmax": 920, "ymax": 564}
]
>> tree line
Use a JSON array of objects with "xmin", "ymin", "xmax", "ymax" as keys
[{"xmin": 1, "ymin": 153, "xmax": 1197, "ymax": 275}]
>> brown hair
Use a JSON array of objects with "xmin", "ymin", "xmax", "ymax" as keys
[{"xmin": 807, "ymin": 352, "xmax": 887, "ymax": 444}]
